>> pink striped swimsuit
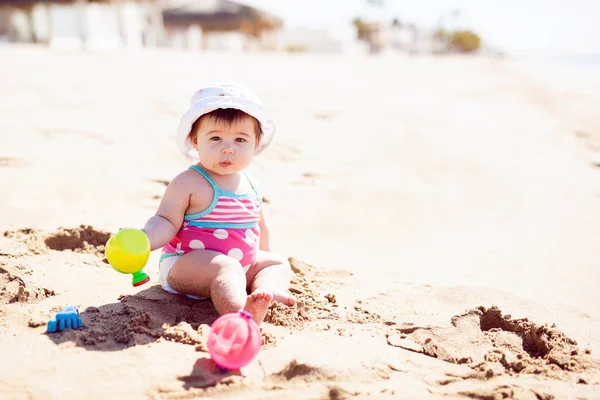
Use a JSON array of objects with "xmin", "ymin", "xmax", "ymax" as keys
[{"xmin": 161, "ymin": 165, "xmax": 261, "ymax": 272}]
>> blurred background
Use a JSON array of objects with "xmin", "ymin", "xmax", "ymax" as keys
[{"xmin": 1, "ymin": 0, "xmax": 599, "ymax": 61}]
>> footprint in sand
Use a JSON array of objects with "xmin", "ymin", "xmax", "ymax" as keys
[
  {"xmin": 0, "ymin": 265, "xmax": 55, "ymax": 305},
  {"xmin": 0, "ymin": 157, "xmax": 28, "ymax": 168},
  {"xmin": 150, "ymin": 178, "xmax": 170, "ymax": 187},
  {"xmin": 292, "ymin": 172, "xmax": 321, "ymax": 187},
  {"xmin": 271, "ymin": 143, "xmax": 301, "ymax": 162},
  {"xmin": 574, "ymin": 130, "xmax": 590, "ymax": 139},
  {"xmin": 147, "ymin": 178, "xmax": 170, "ymax": 200},
  {"xmin": 40, "ymin": 129, "xmax": 111, "ymax": 144},
  {"xmin": 313, "ymin": 111, "xmax": 338, "ymax": 120}
]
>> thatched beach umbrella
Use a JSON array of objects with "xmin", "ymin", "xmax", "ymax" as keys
[{"xmin": 162, "ymin": 0, "xmax": 282, "ymax": 37}]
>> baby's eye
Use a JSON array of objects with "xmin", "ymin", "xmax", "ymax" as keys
[
  {"xmin": 235, "ymin": 138, "xmax": 247, "ymax": 143},
  {"xmin": 210, "ymin": 136, "xmax": 221, "ymax": 141}
]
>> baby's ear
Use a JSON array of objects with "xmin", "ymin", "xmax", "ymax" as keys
[{"xmin": 254, "ymin": 132, "xmax": 262, "ymax": 149}]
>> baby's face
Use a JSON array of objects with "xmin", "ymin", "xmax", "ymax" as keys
[{"xmin": 192, "ymin": 115, "xmax": 259, "ymax": 175}]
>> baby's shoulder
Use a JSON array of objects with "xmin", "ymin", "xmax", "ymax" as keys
[{"xmin": 168, "ymin": 169, "xmax": 212, "ymax": 193}]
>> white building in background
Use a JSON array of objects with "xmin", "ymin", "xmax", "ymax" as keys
[
  {"xmin": 0, "ymin": 0, "xmax": 163, "ymax": 51},
  {"xmin": 45, "ymin": 2, "xmax": 133, "ymax": 51}
]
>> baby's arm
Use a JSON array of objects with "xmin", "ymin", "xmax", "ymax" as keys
[
  {"xmin": 142, "ymin": 175, "xmax": 190, "ymax": 251},
  {"xmin": 258, "ymin": 209, "xmax": 271, "ymax": 252},
  {"xmin": 248, "ymin": 172, "xmax": 271, "ymax": 252}
]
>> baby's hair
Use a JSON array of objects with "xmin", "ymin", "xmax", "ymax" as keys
[{"xmin": 190, "ymin": 108, "xmax": 262, "ymax": 145}]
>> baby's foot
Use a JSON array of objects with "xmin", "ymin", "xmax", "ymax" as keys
[
  {"xmin": 271, "ymin": 288, "xmax": 296, "ymax": 307},
  {"xmin": 244, "ymin": 289, "xmax": 273, "ymax": 325}
]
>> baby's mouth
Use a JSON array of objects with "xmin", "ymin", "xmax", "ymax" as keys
[{"xmin": 220, "ymin": 160, "xmax": 232, "ymax": 167}]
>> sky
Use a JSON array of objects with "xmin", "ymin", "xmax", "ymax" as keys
[{"xmin": 238, "ymin": 0, "xmax": 600, "ymax": 57}]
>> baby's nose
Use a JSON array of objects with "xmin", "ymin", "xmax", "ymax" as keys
[{"xmin": 221, "ymin": 146, "xmax": 234, "ymax": 154}]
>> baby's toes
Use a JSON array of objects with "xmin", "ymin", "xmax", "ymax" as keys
[{"xmin": 250, "ymin": 289, "xmax": 273, "ymax": 302}]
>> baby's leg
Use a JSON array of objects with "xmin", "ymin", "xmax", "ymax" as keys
[
  {"xmin": 167, "ymin": 249, "xmax": 273, "ymax": 324},
  {"xmin": 168, "ymin": 249, "xmax": 248, "ymax": 315},
  {"xmin": 246, "ymin": 251, "xmax": 296, "ymax": 307}
]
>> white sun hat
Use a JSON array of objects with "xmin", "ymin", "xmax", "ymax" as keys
[{"xmin": 175, "ymin": 82, "xmax": 276, "ymax": 160}]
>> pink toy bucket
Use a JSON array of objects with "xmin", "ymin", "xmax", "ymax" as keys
[{"xmin": 207, "ymin": 311, "xmax": 262, "ymax": 370}]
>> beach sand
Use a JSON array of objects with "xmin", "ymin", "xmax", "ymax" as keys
[{"xmin": 1, "ymin": 45, "xmax": 600, "ymax": 399}]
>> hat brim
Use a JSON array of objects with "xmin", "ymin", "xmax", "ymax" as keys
[{"xmin": 176, "ymin": 96, "xmax": 275, "ymax": 160}]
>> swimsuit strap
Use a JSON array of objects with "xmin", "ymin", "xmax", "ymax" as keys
[
  {"xmin": 189, "ymin": 165, "xmax": 220, "ymax": 194},
  {"xmin": 190, "ymin": 165, "xmax": 260, "ymax": 199},
  {"xmin": 242, "ymin": 171, "xmax": 261, "ymax": 199},
  {"xmin": 184, "ymin": 165, "xmax": 261, "ymax": 222}
]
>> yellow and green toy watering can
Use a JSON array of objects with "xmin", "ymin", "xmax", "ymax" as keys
[{"xmin": 105, "ymin": 228, "xmax": 150, "ymax": 287}]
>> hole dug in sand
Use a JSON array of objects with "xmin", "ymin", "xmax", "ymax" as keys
[
  {"xmin": 275, "ymin": 359, "xmax": 329, "ymax": 381},
  {"xmin": 388, "ymin": 306, "xmax": 599, "ymax": 380},
  {"xmin": 265, "ymin": 359, "xmax": 391, "ymax": 399},
  {"xmin": 478, "ymin": 306, "xmax": 580, "ymax": 368},
  {"xmin": 3, "ymin": 225, "xmax": 111, "ymax": 258},
  {"xmin": 44, "ymin": 225, "xmax": 111, "ymax": 257}
]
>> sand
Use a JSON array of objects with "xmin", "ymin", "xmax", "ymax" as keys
[{"xmin": 1, "ymin": 45, "xmax": 600, "ymax": 399}]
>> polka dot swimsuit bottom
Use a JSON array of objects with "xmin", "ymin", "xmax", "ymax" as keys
[{"xmin": 160, "ymin": 165, "xmax": 262, "ymax": 281}]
